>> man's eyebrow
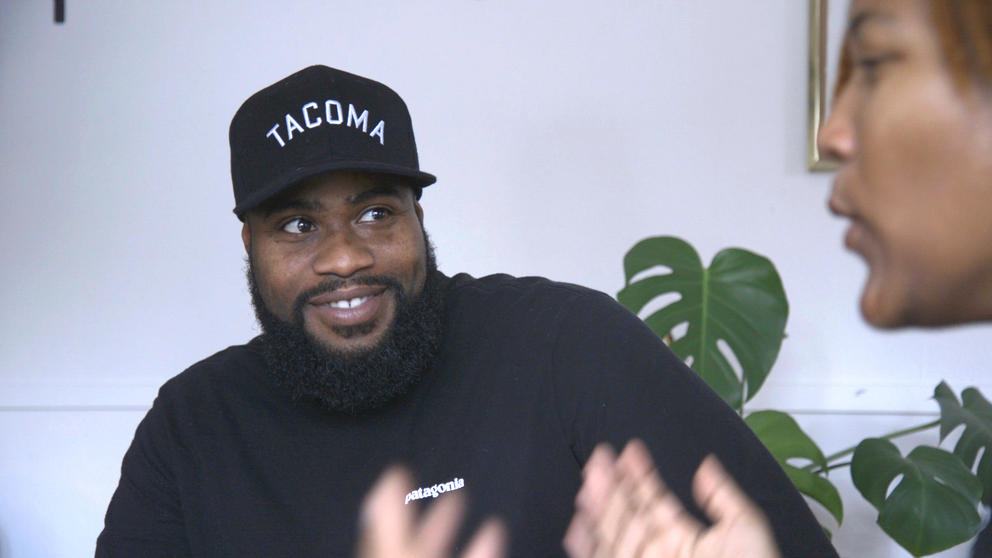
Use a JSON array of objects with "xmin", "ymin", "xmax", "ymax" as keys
[
  {"xmin": 847, "ymin": 9, "xmax": 896, "ymax": 41},
  {"xmin": 263, "ymin": 198, "xmax": 324, "ymax": 219},
  {"xmin": 347, "ymin": 185, "xmax": 405, "ymax": 205}
]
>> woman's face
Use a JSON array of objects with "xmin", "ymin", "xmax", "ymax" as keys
[{"xmin": 818, "ymin": 0, "xmax": 992, "ymax": 328}]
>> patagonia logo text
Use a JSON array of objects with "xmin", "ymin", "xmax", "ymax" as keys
[{"xmin": 404, "ymin": 477, "xmax": 465, "ymax": 505}]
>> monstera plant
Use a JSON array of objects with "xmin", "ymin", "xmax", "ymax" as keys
[{"xmin": 617, "ymin": 236, "xmax": 992, "ymax": 557}]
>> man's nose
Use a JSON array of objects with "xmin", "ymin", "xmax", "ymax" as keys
[{"xmin": 311, "ymin": 229, "xmax": 374, "ymax": 278}]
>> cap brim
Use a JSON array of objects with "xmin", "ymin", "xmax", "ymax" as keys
[{"xmin": 233, "ymin": 160, "xmax": 436, "ymax": 219}]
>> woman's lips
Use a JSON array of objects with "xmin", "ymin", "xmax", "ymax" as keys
[
  {"xmin": 844, "ymin": 219, "xmax": 874, "ymax": 260},
  {"xmin": 845, "ymin": 221, "xmax": 861, "ymax": 250},
  {"xmin": 306, "ymin": 286, "xmax": 388, "ymax": 327},
  {"xmin": 827, "ymin": 188, "xmax": 865, "ymax": 254}
]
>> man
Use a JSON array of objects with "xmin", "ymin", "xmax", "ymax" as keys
[{"xmin": 96, "ymin": 65, "xmax": 835, "ymax": 557}]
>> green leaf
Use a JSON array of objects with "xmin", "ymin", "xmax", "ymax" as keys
[
  {"xmin": 618, "ymin": 236, "xmax": 788, "ymax": 409},
  {"xmin": 782, "ymin": 464, "xmax": 844, "ymax": 525},
  {"xmin": 851, "ymin": 438, "xmax": 982, "ymax": 556},
  {"xmin": 745, "ymin": 410, "xmax": 840, "ymax": 524},
  {"xmin": 745, "ymin": 411, "xmax": 828, "ymax": 470},
  {"xmin": 933, "ymin": 382, "xmax": 992, "ymax": 505}
]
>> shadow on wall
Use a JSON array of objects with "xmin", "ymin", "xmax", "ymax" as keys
[{"xmin": 0, "ymin": 523, "xmax": 8, "ymax": 558}]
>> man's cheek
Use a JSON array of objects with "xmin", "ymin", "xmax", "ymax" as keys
[{"xmin": 260, "ymin": 284, "xmax": 298, "ymax": 324}]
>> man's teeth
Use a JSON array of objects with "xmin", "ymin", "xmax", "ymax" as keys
[{"xmin": 328, "ymin": 296, "xmax": 370, "ymax": 309}]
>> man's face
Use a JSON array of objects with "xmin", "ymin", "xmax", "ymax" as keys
[{"xmin": 243, "ymin": 171, "xmax": 428, "ymax": 352}]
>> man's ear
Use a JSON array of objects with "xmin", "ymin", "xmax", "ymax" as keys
[
  {"xmin": 414, "ymin": 202, "xmax": 424, "ymax": 226},
  {"xmin": 241, "ymin": 221, "xmax": 252, "ymax": 254}
]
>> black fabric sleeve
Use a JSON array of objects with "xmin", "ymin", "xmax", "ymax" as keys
[
  {"xmin": 95, "ymin": 387, "xmax": 191, "ymax": 558},
  {"xmin": 973, "ymin": 521, "xmax": 992, "ymax": 558},
  {"xmin": 549, "ymin": 289, "xmax": 837, "ymax": 558}
]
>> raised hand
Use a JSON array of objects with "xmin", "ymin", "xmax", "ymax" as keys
[
  {"xmin": 563, "ymin": 439, "xmax": 781, "ymax": 558},
  {"xmin": 357, "ymin": 467, "xmax": 506, "ymax": 558}
]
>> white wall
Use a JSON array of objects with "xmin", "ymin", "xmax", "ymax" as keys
[{"xmin": 1, "ymin": 1, "xmax": 988, "ymax": 556}]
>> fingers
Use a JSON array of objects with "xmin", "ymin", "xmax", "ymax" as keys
[
  {"xmin": 570, "ymin": 447, "xmax": 780, "ymax": 558},
  {"xmin": 568, "ymin": 440, "xmax": 708, "ymax": 558},
  {"xmin": 692, "ymin": 455, "xmax": 758, "ymax": 524},
  {"xmin": 563, "ymin": 510, "xmax": 597, "ymax": 558},
  {"xmin": 615, "ymin": 439, "xmax": 654, "ymax": 480},
  {"xmin": 461, "ymin": 518, "xmax": 507, "ymax": 558},
  {"xmin": 610, "ymin": 505, "xmax": 657, "ymax": 558},
  {"xmin": 593, "ymin": 470, "xmax": 638, "ymax": 556},
  {"xmin": 691, "ymin": 456, "xmax": 782, "ymax": 558},
  {"xmin": 576, "ymin": 444, "xmax": 619, "ymax": 518},
  {"xmin": 614, "ymin": 441, "xmax": 707, "ymax": 558},
  {"xmin": 359, "ymin": 465, "xmax": 506, "ymax": 558},
  {"xmin": 616, "ymin": 439, "xmax": 704, "ymax": 533},
  {"xmin": 566, "ymin": 444, "xmax": 619, "ymax": 558},
  {"xmin": 358, "ymin": 466, "xmax": 416, "ymax": 556},
  {"xmin": 414, "ymin": 489, "xmax": 466, "ymax": 557}
]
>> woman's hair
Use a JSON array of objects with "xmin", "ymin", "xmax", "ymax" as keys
[{"xmin": 835, "ymin": 0, "xmax": 992, "ymax": 96}]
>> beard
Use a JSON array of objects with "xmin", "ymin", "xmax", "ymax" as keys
[{"xmin": 246, "ymin": 240, "xmax": 444, "ymax": 415}]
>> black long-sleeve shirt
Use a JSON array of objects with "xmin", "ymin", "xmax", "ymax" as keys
[{"xmin": 97, "ymin": 273, "xmax": 837, "ymax": 557}]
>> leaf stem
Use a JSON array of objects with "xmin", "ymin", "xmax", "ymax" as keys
[
  {"xmin": 801, "ymin": 419, "xmax": 940, "ymax": 472},
  {"xmin": 808, "ymin": 461, "xmax": 852, "ymax": 475},
  {"xmin": 827, "ymin": 460, "xmax": 851, "ymax": 471}
]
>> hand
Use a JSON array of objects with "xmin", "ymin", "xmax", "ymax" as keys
[
  {"xmin": 563, "ymin": 439, "xmax": 781, "ymax": 558},
  {"xmin": 357, "ymin": 466, "xmax": 506, "ymax": 558}
]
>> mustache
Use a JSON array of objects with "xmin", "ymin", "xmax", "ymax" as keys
[{"xmin": 291, "ymin": 275, "xmax": 406, "ymax": 321}]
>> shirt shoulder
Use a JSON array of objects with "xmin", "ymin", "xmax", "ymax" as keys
[
  {"xmin": 444, "ymin": 272, "xmax": 621, "ymax": 313},
  {"xmin": 439, "ymin": 271, "xmax": 657, "ymax": 365},
  {"xmin": 155, "ymin": 339, "xmax": 270, "ymax": 407}
]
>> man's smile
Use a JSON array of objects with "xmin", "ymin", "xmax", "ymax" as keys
[{"xmin": 307, "ymin": 285, "xmax": 390, "ymax": 328}]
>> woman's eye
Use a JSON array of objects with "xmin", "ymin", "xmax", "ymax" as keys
[
  {"xmin": 857, "ymin": 56, "xmax": 884, "ymax": 71},
  {"xmin": 281, "ymin": 218, "xmax": 316, "ymax": 234},
  {"xmin": 358, "ymin": 207, "xmax": 392, "ymax": 223},
  {"xmin": 855, "ymin": 54, "xmax": 897, "ymax": 84}
]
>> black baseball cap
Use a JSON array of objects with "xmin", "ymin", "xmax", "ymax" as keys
[{"xmin": 229, "ymin": 65, "xmax": 436, "ymax": 219}]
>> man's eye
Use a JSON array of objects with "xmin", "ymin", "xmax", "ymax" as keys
[
  {"xmin": 281, "ymin": 218, "xmax": 316, "ymax": 234},
  {"xmin": 358, "ymin": 207, "xmax": 392, "ymax": 223}
]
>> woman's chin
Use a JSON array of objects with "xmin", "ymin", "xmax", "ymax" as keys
[
  {"xmin": 859, "ymin": 274, "xmax": 973, "ymax": 329},
  {"xmin": 859, "ymin": 275, "xmax": 909, "ymax": 329}
]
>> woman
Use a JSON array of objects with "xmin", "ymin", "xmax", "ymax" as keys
[{"xmin": 563, "ymin": 0, "xmax": 992, "ymax": 557}]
